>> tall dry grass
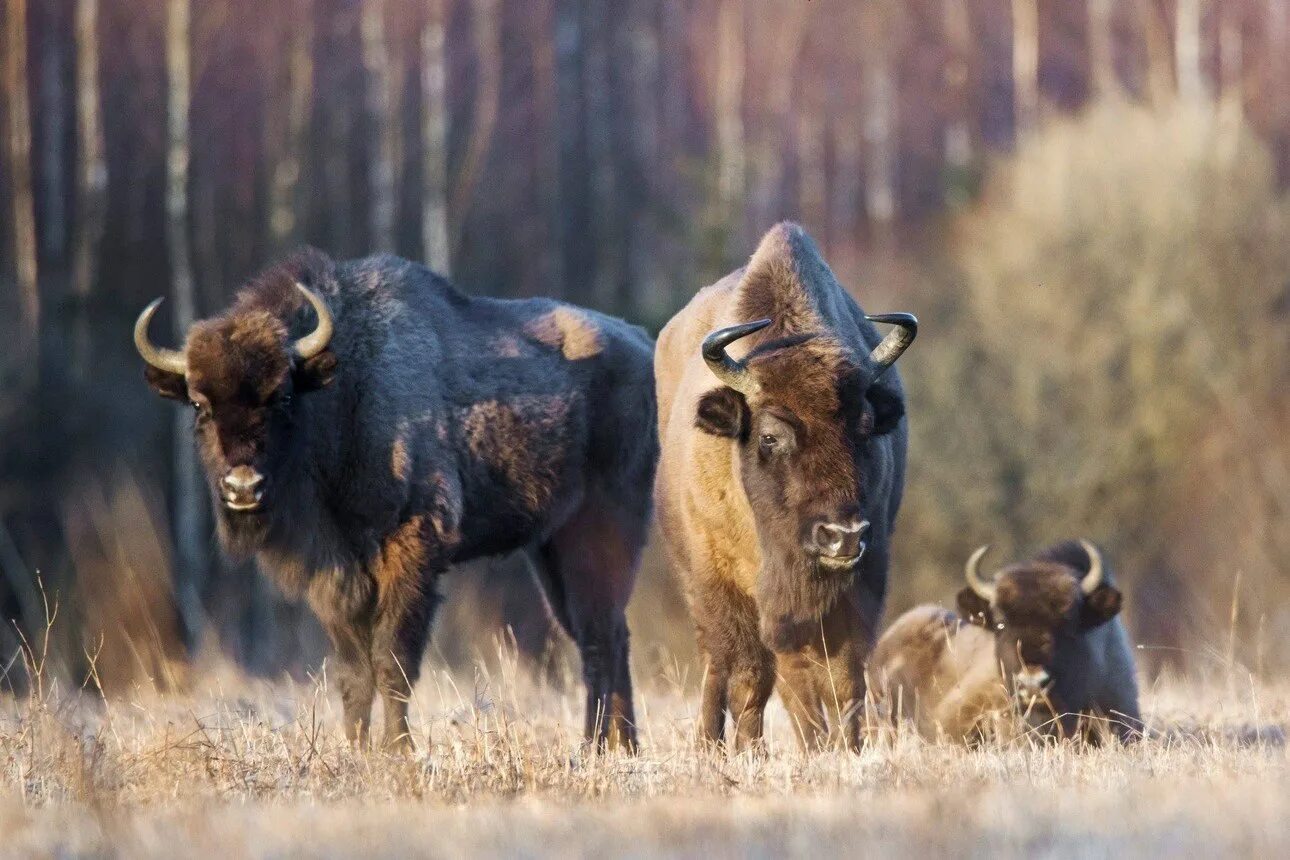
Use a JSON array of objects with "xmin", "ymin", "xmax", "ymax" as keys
[{"xmin": 0, "ymin": 622, "xmax": 1288, "ymax": 856}]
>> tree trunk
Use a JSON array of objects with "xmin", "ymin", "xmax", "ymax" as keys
[
  {"xmin": 421, "ymin": 0, "xmax": 450, "ymax": 273},
  {"xmin": 862, "ymin": 4, "xmax": 897, "ymax": 242},
  {"xmin": 361, "ymin": 0, "xmax": 395, "ymax": 252},
  {"xmin": 1175, "ymin": 0, "xmax": 1207, "ymax": 102},
  {"xmin": 4, "ymin": 0, "xmax": 39, "ymax": 331},
  {"xmin": 1218, "ymin": 5, "xmax": 1241, "ymax": 117},
  {"xmin": 943, "ymin": 0, "xmax": 973, "ymax": 170},
  {"xmin": 1087, "ymin": 0, "xmax": 1116, "ymax": 99},
  {"xmin": 73, "ymin": 0, "xmax": 106, "ymax": 300},
  {"xmin": 451, "ymin": 0, "xmax": 501, "ymax": 259},
  {"xmin": 166, "ymin": 0, "xmax": 207, "ymax": 651},
  {"xmin": 556, "ymin": 0, "xmax": 593, "ymax": 305},
  {"xmin": 267, "ymin": 0, "xmax": 313, "ymax": 252},
  {"xmin": 39, "ymin": 38, "xmax": 67, "ymax": 261},
  {"xmin": 1011, "ymin": 0, "xmax": 1039, "ymax": 138},
  {"xmin": 714, "ymin": 0, "xmax": 745, "ymax": 217}
]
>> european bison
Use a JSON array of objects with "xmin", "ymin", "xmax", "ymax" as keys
[
  {"xmin": 654, "ymin": 223, "xmax": 917, "ymax": 751},
  {"xmin": 871, "ymin": 540, "xmax": 1143, "ymax": 743},
  {"xmin": 135, "ymin": 249, "xmax": 656, "ymax": 751}
]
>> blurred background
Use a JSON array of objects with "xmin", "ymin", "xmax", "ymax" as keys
[{"xmin": 0, "ymin": 0, "xmax": 1287, "ymax": 693}]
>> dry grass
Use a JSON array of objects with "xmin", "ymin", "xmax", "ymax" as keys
[{"xmin": 1, "ymin": 638, "xmax": 1288, "ymax": 858}]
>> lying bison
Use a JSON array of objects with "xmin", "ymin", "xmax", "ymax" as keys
[
  {"xmin": 870, "ymin": 540, "xmax": 1142, "ymax": 743},
  {"xmin": 135, "ymin": 249, "xmax": 656, "ymax": 751},
  {"xmin": 654, "ymin": 223, "xmax": 917, "ymax": 751}
]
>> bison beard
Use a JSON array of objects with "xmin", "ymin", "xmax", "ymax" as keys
[
  {"xmin": 134, "ymin": 249, "xmax": 657, "ymax": 752},
  {"xmin": 755, "ymin": 552, "xmax": 854, "ymax": 652}
]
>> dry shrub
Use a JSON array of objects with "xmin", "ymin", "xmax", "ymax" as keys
[{"xmin": 897, "ymin": 100, "xmax": 1290, "ymax": 672}]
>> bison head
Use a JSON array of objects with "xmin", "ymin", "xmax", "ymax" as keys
[
  {"xmin": 134, "ymin": 282, "xmax": 337, "ymax": 552},
  {"xmin": 694, "ymin": 313, "xmax": 915, "ymax": 651},
  {"xmin": 957, "ymin": 541, "xmax": 1122, "ymax": 705}
]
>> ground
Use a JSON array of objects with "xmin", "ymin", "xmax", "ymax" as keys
[{"xmin": 1, "ymin": 650, "xmax": 1288, "ymax": 858}]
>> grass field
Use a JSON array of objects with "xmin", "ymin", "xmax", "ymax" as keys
[{"xmin": 2, "ymin": 642, "xmax": 1288, "ymax": 859}]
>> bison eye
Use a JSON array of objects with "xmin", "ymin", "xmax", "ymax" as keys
[
  {"xmin": 995, "ymin": 622, "xmax": 1006, "ymax": 631},
  {"xmin": 759, "ymin": 434, "xmax": 779, "ymax": 452}
]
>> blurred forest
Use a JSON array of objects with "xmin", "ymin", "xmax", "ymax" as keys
[{"xmin": 0, "ymin": 0, "xmax": 1288, "ymax": 691}]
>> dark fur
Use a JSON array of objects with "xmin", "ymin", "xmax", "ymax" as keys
[
  {"xmin": 956, "ymin": 540, "xmax": 1143, "ymax": 742},
  {"xmin": 659, "ymin": 223, "xmax": 910, "ymax": 751},
  {"xmin": 143, "ymin": 249, "xmax": 657, "ymax": 751}
]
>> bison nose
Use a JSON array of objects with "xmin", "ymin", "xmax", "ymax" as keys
[
  {"xmin": 1014, "ymin": 666, "xmax": 1050, "ymax": 692},
  {"xmin": 220, "ymin": 466, "xmax": 265, "ymax": 511},
  {"xmin": 807, "ymin": 519, "xmax": 869, "ymax": 564}
]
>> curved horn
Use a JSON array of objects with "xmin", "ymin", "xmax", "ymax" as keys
[
  {"xmin": 964, "ymin": 544, "xmax": 997, "ymax": 601},
  {"xmin": 291, "ymin": 282, "xmax": 334, "ymax": 361},
  {"xmin": 133, "ymin": 298, "xmax": 188, "ymax": 376},
  {"xmin": 1078, "ymin": 539, "xmax": 1104, "ymax": 594},
  {"xmin": 865, "ymin": 312, "xmax": 918, "ymax": 377},
  {"xmin": 701, "ymin": 318, "xmax": 772, "ymax": 394}
]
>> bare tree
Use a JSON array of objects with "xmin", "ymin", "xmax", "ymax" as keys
[
  {"xmin": 39, "ymin": 34, "xmax": 67, "ymax": 260},
  {"xmin": 862, "ymin": 2, "xmax": 897, "ymax": 240},
  {"xmin": 1087, "ymin": 0, "xmax": 1116, "ymax": 99},
  {"xmin": 421, "ymin": 0, "xmax": 450, "ymax": 273},
  {"xmin": 4, "ymin": 0, "xmax": 39, "ymax": 330},
  {"xmin": 714, "ymin": 0, "xmax": 745, "ymax": 217},
  {"xmin": 1218, "ymin": 3, "xmax": 1242, "ymax": 117},
  {"xmin": 166, "ymin": 0, "xmax": 207, "ymax": 649},
  {"xmin": 943, "ymin": 0, "xmax": 974, "ymax": 170},
  {"xmin": 267, "ymin": 0, "xmax": 314, "ymax": 252},
  {"xmin": 1011, "ymin": 0, "xmax": 1039, "ymax": 137},
  {"xmin": 451, "ymin": 0, "xmax": 501, "ymax": 258},
  {"xmin": 362, "ymin": 0, "xmax": 396, "ymax": 252},
  {"xmin": 1175, "ymin": 0, "xmax": 1208, "ymax": 102},
  {"xmin": 73, "ymin": 0, "xmax": 107, "ymax": 300}
]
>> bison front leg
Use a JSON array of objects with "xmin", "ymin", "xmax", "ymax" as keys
[
  {"xmin": 728, "ymin": 659, "xmax": 775, "ymax": 754},
  {"xmin": 371, "ymin": 590, "xmax": 437, "ymax": 753},
  {"xmin": 315, "ymin": 609, "xmax": 376, "ymax": 747},
  {"xmin": 370, "ymin": 517, "xmax": 442, "ymax": 753}
]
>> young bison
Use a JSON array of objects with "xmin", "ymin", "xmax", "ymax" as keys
[{"xmin": 870, "ymin": 540, "xmax": 1143, "ymax": 743}]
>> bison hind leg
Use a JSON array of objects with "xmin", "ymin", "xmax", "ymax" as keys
[{"xmin": 530, "ymin": 493, "xmax": 644, "ymax": 753}]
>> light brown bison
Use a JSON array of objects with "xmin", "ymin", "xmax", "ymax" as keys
[
  {"xmin": 135, "ymin": 249, "xmax": 656, "ymax": 751},
  {"xmin": 654, "ymin": 223, "xmax": 917, "ymax": 751},
  {"xmin": 871, "ymin": 540, "xmax": 1143, "ymax": 743}
]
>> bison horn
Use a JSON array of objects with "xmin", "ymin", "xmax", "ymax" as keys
[
  {"xmin": 1079, "ymin": 539, "xmax": 1104, "ymax": 594},
  {"xmin": 701, "ymin": 318, "xmax": 772, "ymax": 394},
  {"xmin": 865, "ymin": 313, "xmax": 918, "ymax": 377},
  {"xmin": 964, "ymin": 544, "xmax": 997, "ymax": 601},
  {"xmin": 291, "ymin": 282, "xmax": 334, "ymax": 360},
  {"xmin": 133, "ymin": 298, "xmax": 188, "ymax": 376}
]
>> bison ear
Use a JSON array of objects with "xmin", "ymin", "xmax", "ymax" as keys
[
  {"xmin": 1080, "ymin": 584, "xmax": 1122, "ymax": 630},
  {"xmin": 956, "ymin": 587, "xmax": 994, "ymax": 628},
  {"xmin": 144, "ymin": 366, "xmax": 188, "ymax": 402},
  {"xmin": 695, "ymin": 387, "xmax": 749, "ymax": 440},
  {"xmin": 294, "ymin": 349, "xmax": 338, "ymax": 392},
  {"xmin": 865, "ymin": 382, "xmax": 905, "ymax": 436}
]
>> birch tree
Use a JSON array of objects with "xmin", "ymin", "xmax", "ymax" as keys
[
  {"xmin": 73, "ymin": 0, "xmax": 107, "ymax": 300},
  {"xmin": 4, "ymin": 0, "xmax": 38, "ymax": 330},
  {"xmin": 421, "ymin": 0, "xmax": 450, "ymax": 273},
  {"xmin": 1087, "ymin": 0, "xmax": 1116, "ymax": 99},
  {"xmin": 943, "ymin": 0, "xmax": 974, "ymax": 170},
  {"xmin": 861, "ymin": 3, "xmax": 897, "ymax": 239},
  {"xmin": 166, "ymin": 0, "xmax": 207, "ymax": 649},
  {"xmin": 267, "ymin": 0, "xmax": 314, "ymax": 252},
  {"xmin": 362, "ymin": 0, "xmax": 396, "ymax": 251},
  {"xmin": 1011, "ymin": 0, "xmax": 1039, "ymax": 137},
  {"xmin": 1175, "ymin": 0, "xmax": 1208, "ymax": 102}
]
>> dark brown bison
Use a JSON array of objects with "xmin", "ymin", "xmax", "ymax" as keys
[
  {"xmin": 654, "ymin": 223, "xmax": 917, "ymax": 751},
  {"xmin": 871, "ymin": 540, "xmax": 1143, "ymax": 743},
  {"xmin": 134, "ymin": 249, "xmax": 656, "ymax": 751}
]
